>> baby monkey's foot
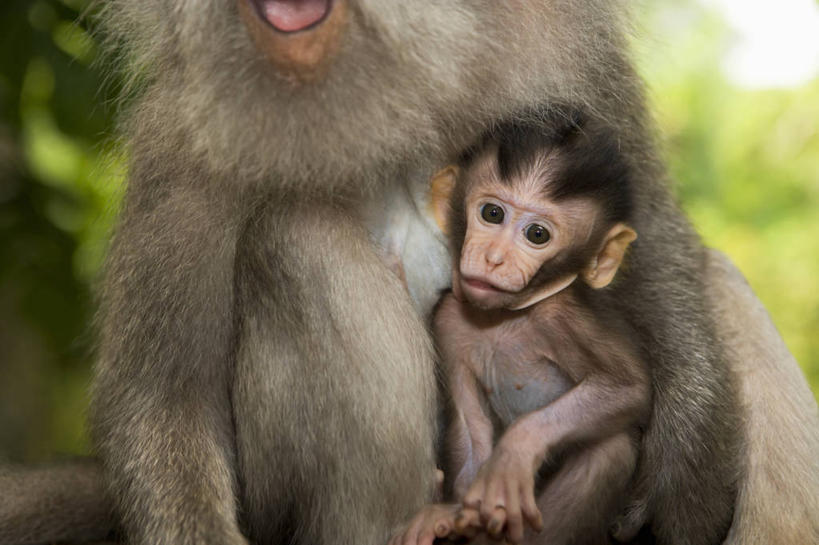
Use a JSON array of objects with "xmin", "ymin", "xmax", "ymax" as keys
[{"xmin": 389, "ymin": 503, "xmax": 461, "ymax": 545}]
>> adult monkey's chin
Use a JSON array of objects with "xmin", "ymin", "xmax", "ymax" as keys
[{"xmin": 238, "ymin": 0, "xmax": 347, "ymax": 83}]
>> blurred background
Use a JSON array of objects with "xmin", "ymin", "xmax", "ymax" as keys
[{"xmin": 0, "ymin": 0, "xmax": 817, "ymax": 462}]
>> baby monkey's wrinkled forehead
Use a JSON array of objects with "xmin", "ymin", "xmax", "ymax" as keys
[{"xmin": 459, "ymin": 108, "xmax": 633, "ymax": 226}]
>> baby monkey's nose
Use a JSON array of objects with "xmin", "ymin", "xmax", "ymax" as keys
[{"xmin": 485, "ymin": 246, "xmax": 505, "ymax": 266}]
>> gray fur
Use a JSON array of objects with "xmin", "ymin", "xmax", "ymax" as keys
[
  {"xmin": 706, "ymin": 251, "xmax": 819, "ymax": 545},
  {"xmin": 90, "ymin": 1, "xmax": 733, "ymax": 543},
  {"xmin": 3, "ymin": 1, "xmax": 818, "ymax": 544},
  {"xmin": 0, "ymin": 460, "xmax": 114, "ymax": 544}
]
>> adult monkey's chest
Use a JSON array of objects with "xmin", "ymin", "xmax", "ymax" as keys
[{"xmin": 361, "ymin": 168, "xmax": 453, "ymax": 317}]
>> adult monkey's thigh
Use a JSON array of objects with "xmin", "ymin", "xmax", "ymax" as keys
[
  {"xmin": 706, "ymin": 251, "xmax": 819, "ymax": 544},
  {"xmin": 233, "ymin": 200, "xmax": 436, "ymax": 544}
]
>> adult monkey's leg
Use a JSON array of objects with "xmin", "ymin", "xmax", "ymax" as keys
[
  {"xmin": 90, "ymin": 147, "xmax": 250, "ymax": 545},
  {"xmin": 233, "ymin": 198, "xmax": 437, "ymax": 544},
  {"xmin": 705, "ymin": 251, "xmax": 819, "ymax": 544}
]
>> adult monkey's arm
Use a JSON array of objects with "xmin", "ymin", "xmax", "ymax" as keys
[
  {"xmin": 89, "ymin": 133, "xmax": 250, "ymax": 545},
  {"xmin": 705, "ymin": 250, "xmax": 819, "ymax": 544}
]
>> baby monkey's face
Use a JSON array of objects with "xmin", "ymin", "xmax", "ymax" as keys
[
  {"xmin": 457, "ymin": 176, "xmax": 598, "ymax": 310},
  {"xmin": 430, "ymin": 148, "xmax": 636, "ymax": 312}
]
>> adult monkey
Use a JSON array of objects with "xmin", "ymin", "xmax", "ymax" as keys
[{"xmin": 2, "ymin": 0, "xmax": 818, "ymax": 545}]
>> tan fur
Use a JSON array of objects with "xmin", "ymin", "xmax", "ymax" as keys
[
  {"xmin": 97, "ymin": 0, "xmax": 636, "ymax": 193},
  {"xmin": 2, "ymin": 1, "xmax": 802, "ymax": 544},
  {"xmin": 706, "ymin": 250, "xmax": 819, "ymax": 545},
  {"xmin": 0, "ymin": 460, "xmax": 113, "ymax": 544}
]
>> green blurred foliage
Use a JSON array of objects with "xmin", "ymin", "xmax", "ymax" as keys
[
  {"xmin": 0, "ymin": 0, "xmax": 816, "ymax": 462},
  {"xmin": 0, "ymin": 0, "xmax": 121, "ymax": 462},
  {"xmin": 636, "ymin": 1, "xmax": 819, "ymax": 391}
]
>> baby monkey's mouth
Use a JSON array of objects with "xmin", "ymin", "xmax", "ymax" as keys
[
  {"xmin": 249, "ymin": 0, "xmax": 333, "ymax": 33},
  {"xmin": 464, "ymin": 278, "xmax": 500, "ymax": 292},
  {"xmin": 461, "ymin": 275, "xmax": 513, "ymax": 294}
]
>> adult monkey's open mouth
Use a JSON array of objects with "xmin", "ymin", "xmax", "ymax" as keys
[
  {"xmin": 250, "ymin": 0, "xmax": 333, "ymax": 32},
  {"xmin": 238, "ymin": 0, "xmax": 347, "ymax": 82}
]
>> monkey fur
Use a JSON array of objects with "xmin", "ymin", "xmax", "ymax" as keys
[
  {"xmin": 391, "ymin": 113, "xmax": 653, "ymax": 545},
  {"xmin": 1, "ymin": 1, "xmax": 818, "ymax": 544}
]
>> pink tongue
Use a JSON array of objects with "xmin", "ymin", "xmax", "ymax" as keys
[{"xmin": 261, "ymin": 0, "xmax": 329, "ymax": 32}]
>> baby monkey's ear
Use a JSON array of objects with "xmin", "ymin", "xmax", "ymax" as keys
[
  {"xmin": 582, "ymin": 223, "xmax": 637, "ymax": 289},
  {"xmin": 428, "ymin": 166, "xmax": 458, "ymax": 235}
]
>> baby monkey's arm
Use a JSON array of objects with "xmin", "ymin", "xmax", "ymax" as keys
[
  {"xmin": 460, "ymin": 368, "xmax": 649, "ymax": 543},
  {"xmin": 446, "ymin": 359, "xmax": 494, "ymax": 499}
]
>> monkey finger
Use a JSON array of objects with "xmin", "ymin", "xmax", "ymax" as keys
[
  {"xmin": 503, "ymin": 483, "xmax": 524, "ymax": 544},
  {"xmin": 418, "ymin": 530, "xmax": 437, "ymax": 545},
  {"xmin": 399, "ymin": 529, "xmax": 413, "ymax": 545},
  {"xmin": 521, "ymin": 484, "xmax": 543, "ymax": 532},
  {"xmin": 481, "ymin": 479, "xmax": 504, "ymax": 522},
  {"xmin": 454, "ymin": 508, "xmax": 482, "ymax": 534},
  {"xmin": 434, "ymin": 519, "xmax": 453, "ymax": 538},
  {"xmin": 402, "ymin": 517, "xmax": 426, "ymax": 545},
  {"xmin": 463, "ymin": 481, "xmax": 486, "ymax": 511},
  {"xmin": 486, "ymin": 506, "xmax": 508, "ymax": 538},
  {"xmin": 453, "ymin": 513, "xmax": 468, "ymax": 533},
  {"xmin": 402, "ymin": 529, "xmax": 429, "ymax": 545},
  {"xmin": 453, "ymin": 512, "xmax": 469, "ymax": 533},
  {"xmin": 452, "ymin": 524, "xmax": 479, "ymax": 540}
]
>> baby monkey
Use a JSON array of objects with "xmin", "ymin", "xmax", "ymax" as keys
[{"xmin": 391, "ymin": 112, "xmax": 651, "ymax": 545}]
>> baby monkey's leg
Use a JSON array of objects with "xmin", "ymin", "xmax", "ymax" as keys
[{"xmin": 532, "ymin": 432, "xmax": 638, "ymax": 545}]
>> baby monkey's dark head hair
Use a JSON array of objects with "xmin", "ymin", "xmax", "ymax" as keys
[
  {"xmin": 435, "ymin": 106, "xmax": 639, "ymax": 309},
  {"xmin": 459, "ymin": 107, "xmax": 633, "ymax": 225}
]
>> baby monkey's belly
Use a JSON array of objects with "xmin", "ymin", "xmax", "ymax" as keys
[{"xmin": 480, "ymin": 355, "xmax": 574, "ymax": 428}]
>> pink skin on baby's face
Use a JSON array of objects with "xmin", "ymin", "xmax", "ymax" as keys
[{"xmin": 454, "ymin": 154, "xmax": 598, "ymax": 311}]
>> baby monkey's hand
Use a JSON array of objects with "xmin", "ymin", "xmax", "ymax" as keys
[{"xmin": 459, "ymin": 446, "xmax": 544, "ymax": 544}]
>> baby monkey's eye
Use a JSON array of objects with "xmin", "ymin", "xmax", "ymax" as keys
[
  {"xmin": 525, "ymin": 224, "xmax": 550, "ymax": 245},
  {"xmin": 481, "ymin": 203, "xmax": 505, "ymax": 224}
]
